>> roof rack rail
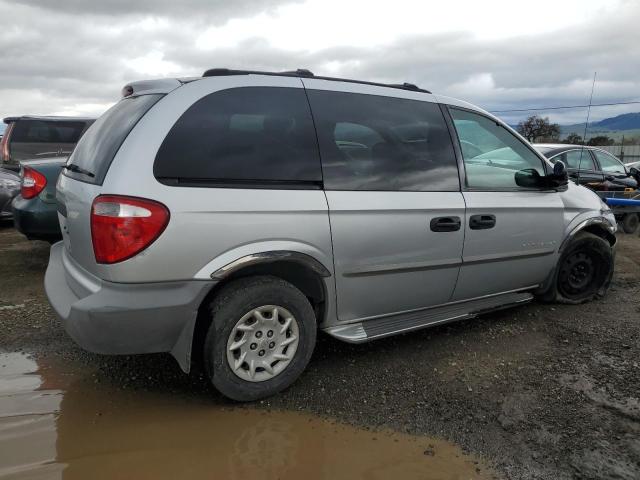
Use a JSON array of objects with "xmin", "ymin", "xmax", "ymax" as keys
[
  {"xmin": 201, "ymin": 68, "xmax": 431, "ymax": 94},
  {"xmin": 203, "ymin": 68, "xmax": 314, "ymax": 78}
]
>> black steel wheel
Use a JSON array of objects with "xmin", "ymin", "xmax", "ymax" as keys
[{"xmin": 555, "ymin": 232, "xmax": 614, "ymax": 302}]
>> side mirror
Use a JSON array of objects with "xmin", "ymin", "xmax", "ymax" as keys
[
  {"xmin": 630, "ymin": 167, "xmax": 640, "ymax": 182},
  {"xmin": 553, "ymin": 160, "xmax": 566, "ymax": 177},
  {"xmin": 515, "ymin": 168, "xmax": 543, "ymax": 188},
  {"xmin": 550, "ymin": 160, "xmax": 569, "ymax": 188},
  {"xmin": 515, "ymin": 162, "xmax": 569, "ymax": 189}
]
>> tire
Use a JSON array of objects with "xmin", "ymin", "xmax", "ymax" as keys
[
  {"xmin": 621, "ymin": 213, "xmax": 639, "ymax": 234},
  {"xmin": 537, "ymin": 231, "xmax": 614, "ymax": 304},
  {"xmin": 203, "ymin": 275, "xmax": 317, "ymax": 401}
]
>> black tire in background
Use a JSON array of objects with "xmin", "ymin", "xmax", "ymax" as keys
[
  {"xmin": 621, "ymin": 213, "xmax": 639, "ymax": 234},
  {"xmin": 537, "ymin": 231, "xmax": 614, "ymax": 304},
  {"xmin": 203, "ymin": 276, "xmax": 317, "ymax": 401}
]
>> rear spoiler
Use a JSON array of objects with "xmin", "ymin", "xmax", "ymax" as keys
[{"xmin": 121, "ymin": 78, "xmax": 184, "ymax": 98}]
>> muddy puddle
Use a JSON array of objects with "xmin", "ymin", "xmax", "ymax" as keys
[{"xmin": 0, "ymin": 352, "xmax": 493, "ymax": 480}]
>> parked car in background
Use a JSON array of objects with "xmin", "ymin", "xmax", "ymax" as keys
[
  {"xmin": 12, "ymin": 157, "xmax": 66, "ymax": 241},
  {"xmin": 534, "ymin": 144, "xmax": 640, "ymax": 191},
  {"xmin": 534, "ymin": 144, "xmax": 640, "ymax": 233},
  {"xmin": 46, "ymin": 69, "xmax": 616, "ymax": 401},
  {"xmin": 1, "ymin": 116, "xmax": 95, "ymax": 172},
  {"xmin": 0, "ymin": 167, "xmax": 20, "ymax": 220},
  {"xmin": 625, "ymin": 160, "xmax": 640, "ymax": 170}
]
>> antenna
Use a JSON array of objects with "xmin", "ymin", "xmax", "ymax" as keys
[{"xmin": 576, "ymin": 72, "xmax": 597, "ymax": 185}]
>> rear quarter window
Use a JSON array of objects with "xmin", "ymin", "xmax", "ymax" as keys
[{"xmin": 154, "ymin": 87, "xmax": 322, "ymax": 187}]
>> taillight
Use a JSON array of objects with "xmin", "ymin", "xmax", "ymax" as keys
[
  {"xmin": 21, "ymin": 167, "xmax": 47, "ymax": 199},
  {"xmin": 91, "ymin": 195, "xmax": 170, "ymax": 264},
  {"xmin": 1, "ymin": 123, "xmax": 13, "ymax": 162}
]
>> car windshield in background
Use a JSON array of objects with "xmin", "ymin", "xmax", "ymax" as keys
[
  {"xmin": 532, "ymin": 146, "xmax": 555, "ymax": 155},
  {"xmin": 65, "ymin": 94, "xmax": 162, "ymax": 184},
  {"xmin": 11, "ymin": 120, "xmax": 86, "ymax": 143}
]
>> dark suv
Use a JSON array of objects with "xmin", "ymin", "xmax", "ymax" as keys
[{"xmin": 1, "ymin": 116, "xmax": 95, "ymax": 172}]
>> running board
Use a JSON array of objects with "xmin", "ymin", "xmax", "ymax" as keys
[{"xmin": 324, "ymin": 291, "xmax": 534, "ymax": 343}]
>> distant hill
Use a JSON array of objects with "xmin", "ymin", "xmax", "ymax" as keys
[
  {"xmin": 591, "ymin": 112, "xmax": 640, "ymax": 130},
  {"xmin": 560, "ymin": 112, "xmax": 640, "ymax": 136}
]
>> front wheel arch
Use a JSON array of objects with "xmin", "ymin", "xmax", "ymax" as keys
[{"xmin": 536, "ymin": 230, "xmax": 614, "ymax": 304}]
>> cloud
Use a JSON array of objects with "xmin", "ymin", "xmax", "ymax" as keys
[
  {"xmin": 11, "ymin": 0, "xmax": 299, "ymax": 20},
  {"xmin": 0, "ymin": 0, "xmax": 638, "ymax": 126}
]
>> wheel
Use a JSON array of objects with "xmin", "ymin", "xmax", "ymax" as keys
[
  {"xmin": 203, "ymin": 276, "xmax": 317, "ymax": 401},
  {"xmin": 539, "ymin": 231, "xmax": 614, "ymax": 304},
  {"xmin": 621, "ymin": 213, "xmax": 639, "ymax": 234}
]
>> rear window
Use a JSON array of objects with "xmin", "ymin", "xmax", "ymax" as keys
[
  {"xmin": 154, "ymin": 87, "xmax": 322, "ymax": 187},
  {"xmin": 11, "ymin": 120, "xmax": 87, "ymax": 143},
  {"xmin": 64, "ymin": 94, "xmax": 162, "ymax": 184}
]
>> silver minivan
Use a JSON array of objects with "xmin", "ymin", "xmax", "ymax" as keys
[{"xmin": 45, "ymin": 69, "xmax": 617, "ymax": 401}]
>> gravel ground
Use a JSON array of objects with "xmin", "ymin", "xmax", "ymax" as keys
[{"xmin": 1, "ymin": 221, "xmax": 638, "ymax": 480}]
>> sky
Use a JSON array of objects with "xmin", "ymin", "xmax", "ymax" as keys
[{"xmin": 0, "ymin": 0, "xmax": 639, "ymax": 131}]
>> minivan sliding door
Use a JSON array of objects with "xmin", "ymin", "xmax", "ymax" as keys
[{"xmin": 304, "ymin": 82, "xmax": 465, "ymax": 322}]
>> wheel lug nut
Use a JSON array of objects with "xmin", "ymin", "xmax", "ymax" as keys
[
  {"xmin": 250, "ymin": 343, "xmax": 257, "ymax": 350},
  {"xmin": 255, "ymin": 331, "xmax": 263, "ymax": 338},
  {"xmin": 269, "ymin": 342, "xmax": 275, "ymax": 348},
  {"xmin": 258, "ymin": 350, "xmax": 265, "ymax": 356},
  {"xmin": 267, "ymin": 330, "xmax": 274, "ymax": 338}
]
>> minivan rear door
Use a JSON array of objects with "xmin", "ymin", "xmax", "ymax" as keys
[
  {"xmin": 304, "ymin": 80, "xmax": 465, "ymax": 322},
  {"xmin": 57, "ymin": 94, "xmax": 164, "ymax": 269}
]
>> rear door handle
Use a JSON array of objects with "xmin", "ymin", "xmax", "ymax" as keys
[
  {"xmin": 469, "ymin": 214, "xmax": 496, "ymax": 230},
  {"xmin": 430, "ymin": 216, "xmax": 461, "ymax": 232}
]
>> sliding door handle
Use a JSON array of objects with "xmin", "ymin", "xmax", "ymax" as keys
[
  {"xmin": 469, "ymin": 214, "xmax": 496, "ymax": 230},
  {"xmin": 430, "ymin": 216, "xmax": 461, "ymax": 232}
]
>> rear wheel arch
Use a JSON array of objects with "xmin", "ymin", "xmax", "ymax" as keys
[{"xmin": 191, "ymin": 252, "xmax": 331, "ymax": 369}]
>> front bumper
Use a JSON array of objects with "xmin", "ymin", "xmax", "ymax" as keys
[
  {"xmin": 45, "ymin": 242, "xmax": 215, "ymax": 372},
  {"xmin": 12, "ymin": 195, "xmax": 61, "ymax": 240}
]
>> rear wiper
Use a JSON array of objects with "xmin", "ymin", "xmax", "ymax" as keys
[{"xmin": 63, "ymin": 163, "xmax": 95, "ymax": 178}]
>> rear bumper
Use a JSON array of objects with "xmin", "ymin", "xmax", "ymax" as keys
[
  {"xmin": 44, "ymin": 242, "xmax": 215, "ymax": 372},
  {"xmin": 12, "ymin": 195, "xmax": 61, "ymax": 240}
]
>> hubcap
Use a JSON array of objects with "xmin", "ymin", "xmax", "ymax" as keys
[{"xmin": 226, "ymin": 305, "xmax": 299, "ymax": 383}]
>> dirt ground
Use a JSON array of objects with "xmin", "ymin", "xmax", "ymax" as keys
[{"xmin": 0, "ymin": 221, "xmax": 638, "ymax": 480}]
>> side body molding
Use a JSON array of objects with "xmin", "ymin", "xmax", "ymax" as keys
[{"xmin": 211, "ymin": 251, "xmax": 332, "ymax": 281}]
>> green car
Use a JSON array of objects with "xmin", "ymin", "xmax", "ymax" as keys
[{"xmin": 12, "ymin": 157, "xmax": 66, "ymax": 241}]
